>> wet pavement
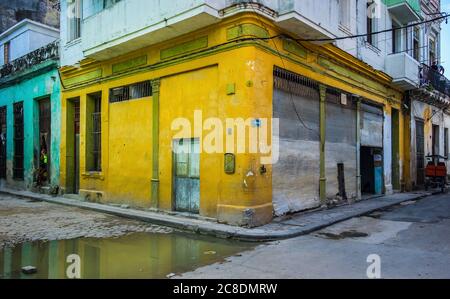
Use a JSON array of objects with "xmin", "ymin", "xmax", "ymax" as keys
[
  {"xmin": 178, "ymin": 193, "xmax": 450, "ymax": 279},
  {"xmin": 2, "ymin": 192, "xmax": 450, "ymax": 279},
  {"xmin": 0, "ymin": 233, "xmax": 253, "ymax": 279},
  {"xmin": 0, "ymin": 195, "xmax": 254, "ymax": 279}
]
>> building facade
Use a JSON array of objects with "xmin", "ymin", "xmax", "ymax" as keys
[
  {"xmin": 58, "ymin": 0, "xmax": 415, "ymax": 227},
  {"xmin": 357, "ymin": 0, "xmax": 450, "ymax": 189},
  {"xmin": 0, "ymin": 19, "xmax": 61, "ymax": 192}
]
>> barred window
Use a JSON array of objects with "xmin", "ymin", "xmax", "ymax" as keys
[
  {"xmin": 86, "ymin": 92, "xmax": 102, "ymax": 172},
  {"xmin": 109, "ymin": 81, "xmax": 152, "ymax": 103}
]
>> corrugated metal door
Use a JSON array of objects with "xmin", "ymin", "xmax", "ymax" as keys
[
  {"xmin": 272, "ymin": 67, "xmax": 321, "ymax": 216},
  {"xmin": 325, "ymin": 90, "xmax": 357, "ymax": 199},
  {"xmin": 361, "ymin": 103, "xmax": 383, "ymax": 148},
  {"xmin": 173, "ymin": 138, "xmax": 200, "ymax": 213}
]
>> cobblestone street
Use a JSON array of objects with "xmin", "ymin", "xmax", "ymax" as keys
[{"xmin": 0, "ymin": 195, "xmax": 173, "ymax": 248}]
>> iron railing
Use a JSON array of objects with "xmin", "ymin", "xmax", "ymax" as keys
[
  {"xmin": 420, "ymin": 64, "xmax": 450, "ymax": 97},
  {"xmin": 0, "ymin": 40, "xmax": 59, "ymax": 79}
]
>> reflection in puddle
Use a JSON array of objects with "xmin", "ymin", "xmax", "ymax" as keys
[{"xmin": 0, "ymin": 232, "xmax": 254, "ymax": 279}]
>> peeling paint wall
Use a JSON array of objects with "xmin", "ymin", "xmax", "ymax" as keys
[{"xmin": 60, "ymin": 14, "xmax": 405, "ymax": 226}]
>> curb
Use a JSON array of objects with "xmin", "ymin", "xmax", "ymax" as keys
[{"xmin": 0, "ymin": 189, "xmax": 435, "ymax": 242}]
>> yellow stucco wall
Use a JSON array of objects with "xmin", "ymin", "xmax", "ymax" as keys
[{"xmin": 60, "ymin": 13, "xmax": 409, "ymax": 226}]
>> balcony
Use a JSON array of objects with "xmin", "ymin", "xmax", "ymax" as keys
[
  {"xmin": 0, "ymin": 40, "xmax": 59, "ymax": 80},
  {"xmin": 82, "ymin": 0, "xmax": 223, "ymax": 60},
  {"xmin": 385, "ymin": 0, "xmax": 421, "ymax": 24},
  {"xmin": 275, "ymin": 0, "xmax": 336, "ymax": 41},
  {"xmin": 75, "ymin": 0, "xmax": 338, "ymax": 61},
  {"xmin": 385, "ymin": 52, "xmax": 420, "ymax": 90},
  {"xmin": 420, "ymin": 64, "xmax": 450, "ymax": 98}
]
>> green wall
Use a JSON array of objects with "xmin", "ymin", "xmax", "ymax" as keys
[{"xmin": 0, "ymin": 64, "xmax": 61, "ymax": 189}]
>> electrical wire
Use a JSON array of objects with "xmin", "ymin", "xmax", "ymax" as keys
[
  {"xmin": 295, "ymin": 13, "xmax": 449, "ymax": 42},
  {"xmin": 249, "ymin": 5, "xmax": 320, "ymax": 137}
]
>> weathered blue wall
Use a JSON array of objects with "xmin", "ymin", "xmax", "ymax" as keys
[{"xmin": 0, "ymin": 63, "xmax": 60, "ymax": 189}]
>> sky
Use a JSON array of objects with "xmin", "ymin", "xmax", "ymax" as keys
[{"xmin": 442, "ymin": 0, "xmax": 450, "ymax": 71}]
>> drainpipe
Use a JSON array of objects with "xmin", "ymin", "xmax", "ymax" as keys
[
  {"xmin": 151, "ymin": 79, "xmax": 161, "ymax": 208},
  {"xmin": 356, "ymin": 97, "xmax": 362, "ymax": 200},
  {"xmin": 319, "ymin": 85, "xmax": 327, "ymax": 205}
]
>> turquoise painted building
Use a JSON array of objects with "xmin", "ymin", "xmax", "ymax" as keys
[{"xmin": 0, "ymin": 20, "xmax": 60, "ymax": 191}]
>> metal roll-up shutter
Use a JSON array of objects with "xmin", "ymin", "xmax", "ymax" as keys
[
  {"xmin": 272, "ymin": 67, "xmax": 321, "ymax": 216},
  {"xmin": 325, "ymin": 90, "xmax": 357, "ymax": 200},
  {"xmin": 361, "ymin": 103, "xmax": 384, "ymax": 148}
]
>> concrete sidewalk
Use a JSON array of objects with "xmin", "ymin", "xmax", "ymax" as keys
[{"xmin": 0, "ymin": 188, "xmax": 435, "ymax": 242}]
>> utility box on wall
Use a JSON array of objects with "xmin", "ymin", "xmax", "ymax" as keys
[{"xmin": 224, "ymin": 153, "xmax": 235, "ymax": 174}]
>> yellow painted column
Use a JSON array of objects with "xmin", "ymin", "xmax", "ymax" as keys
[
  {"xmin": 319, "ymin": 84, "xmax": 327, "ymax": 204},
  {"xmin": 356, "ymin": 97, "xmax": 362, "ymax": 200},
  {"xmin": 151, "ymin": 79, "xmax": 161, "ymax": 208}
]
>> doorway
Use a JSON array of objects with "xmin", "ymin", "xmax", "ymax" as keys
[
  {"xmin": 361, "ymin": 146, "xmax": 383, "ymax": 195},
  {"xmin": 38, "ymin": 98, "xmax": 51, "ymax": 184},
  {"xmin": 66, "ymin": 99, "xmax": 80, "ymax": 194},
  {"xmin": 0, "ymin": 107, "xmax": 6, "ymax": 179},
  {"xmin": 391, "ymin": 108, "xmax": 400, "ymax": 190},
  {"xmin": 173, "ymin": 138, "xmax": 200, "ymax": 214},
  {"xmin": 13, "ymin": 102, "xmax": 24, "ymax": 180},
  {"xmin": 416, "ymin": 119, "xmax": 425, "ymax": 186},
  {"xmin": 432, "ymin": 124, "xmax": 440, "ymax": 156}
]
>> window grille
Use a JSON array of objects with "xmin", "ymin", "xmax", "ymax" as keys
[
  {"xmin": 92, "ymin": 98, "xmax": 102, "ymax": 171},
  {"xmin": 13, "ymin": 102, "xmax": 24, "ymax": 180},
  {"xmin": 109, "ymin": 81, "xmax": 152, "ymax": 103}
]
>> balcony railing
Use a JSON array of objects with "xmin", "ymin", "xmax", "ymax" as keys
[
  {"xmin": 420, "ymin": 64, "xmax": 450, "ymax": 97},
  {"xmin": 0, "ymin": 40, "xmax": 59, "ymax": 79}
]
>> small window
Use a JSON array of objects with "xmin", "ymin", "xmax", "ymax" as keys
[
  {"xmin": 413, "ymin": 27, "xmax": 420, "ymax": 61},
  {"xmin": 109, "ymin": 81, "xmax": 152, "ymax": 103},
  {"xmin": 392, "ymin": 22, "xmax": 401, "ymax": 54},
  {"xmin": 429, "ymin": 38, "xmax": 436, "ymax": 65},
  {"xmin": 339, "ymin": 0, "xmax": 351, "ymax": 29},
  {"xmin": 68, "ymin": 0, "xmax": 82, "ymax": 41},
  {"xmin": 366, "ymin": 0, "xmax": 378, "ymax": 46},
  {"xmin": 4, "ymin": 42, "xmax": 10, "ymax": 64}
]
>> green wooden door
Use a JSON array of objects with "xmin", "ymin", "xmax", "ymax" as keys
[{"xmin": 173, "ymin": 139, "xmax": 200, "ymax": 213}]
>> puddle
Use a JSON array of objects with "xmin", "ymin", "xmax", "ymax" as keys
[
  {"xmin": 0, "ymin": 232, "xmax": 254, "ymax": 279},
  {"xmin": 317, "ymin": 230, "xmax": 369, "ymax": 240}
]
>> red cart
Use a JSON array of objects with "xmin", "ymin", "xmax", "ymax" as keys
[{"xmin": 424, "ymin": 155, "xmax": 448, "ymax": 193}]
